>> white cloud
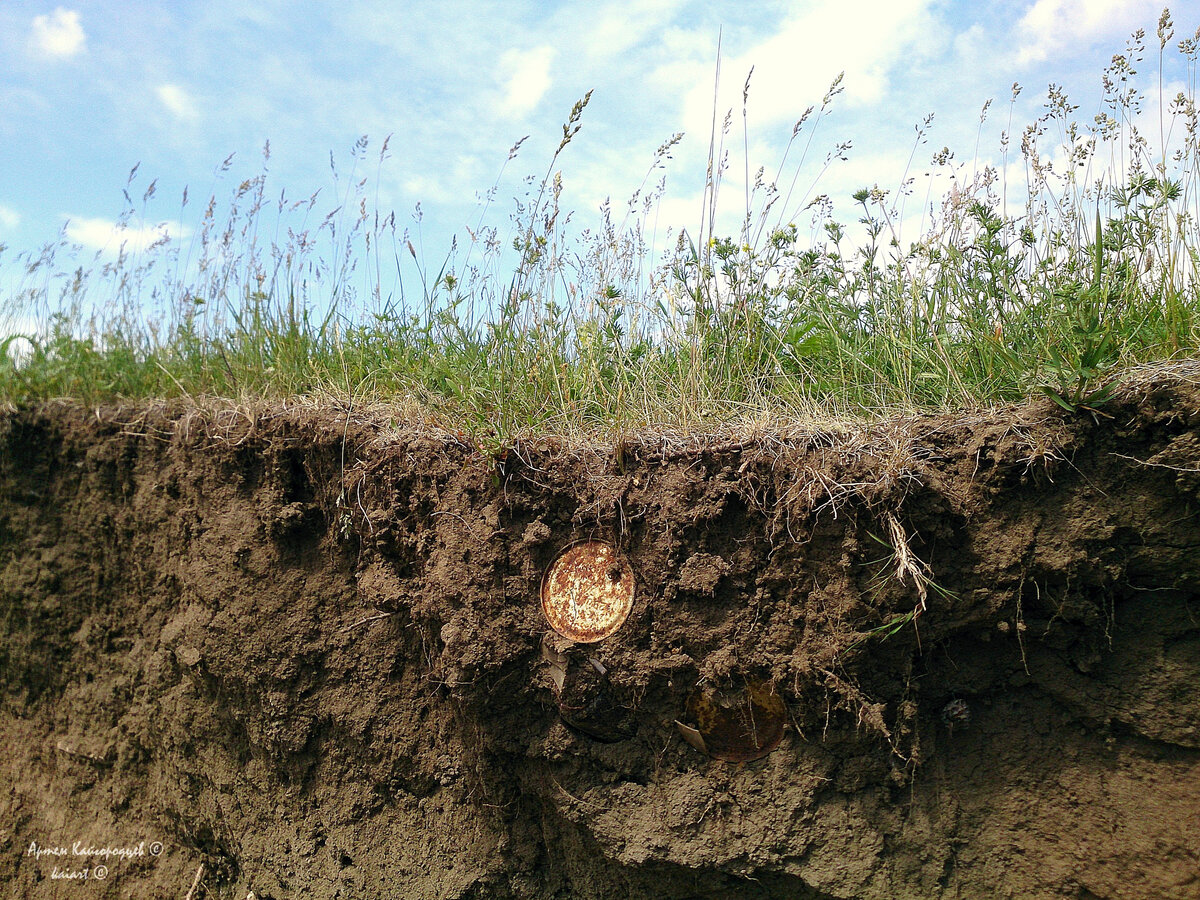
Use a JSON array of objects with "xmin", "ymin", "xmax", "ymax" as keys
[
  {"xmin": 157, "ymin": 83, "xmax": 199, "ymax": 122},
  {"xmin": 953, "ymin": 23, "xmax": 989, "ymax": 63},
  {"xmin": 675, "ymin": 0, "xmax": 940, "ymax": 136},
  {"xmin": 636, "ymin": 1, "xmax": 946, "ymax": 249},
  {"xmin": 402, "ymin": 172, "xmax": 451, "ymax": 205},
  {"xmin": 64, "ymin": 217, "xmax": 187, "ymax": 255},
  {"xmin": 0, "ymin": 204, "xmax": 20, "ymax": 231},
  {"xmin": 1015, "ymin": 0, "xmax": 1162, "ymax": 65},
  {"xmin": 30, "ymin": 7, "xmax": 86, "ymax": 59},
  {"xmin": 398, "ymin": 151, "xmax": 489, "ymax": 207},
  {"xmin": 648, "ymin": 190, "xmax": 707, "ymax": 241},
  {"xmin": 497, "ymin": 46, "xmax": 556, "ymax": 118},
  {"xmin": 579, "ymin": 0, "xmax": 688, "ymax": 63}
]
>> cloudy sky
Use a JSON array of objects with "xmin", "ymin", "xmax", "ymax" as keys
[{"xmin": 0, "ymin": 0, "xmax": 1193, "ymax": 313}]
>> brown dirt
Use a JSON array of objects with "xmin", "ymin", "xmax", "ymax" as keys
[{"xmin": 1, "ymin": 367, "xmax": 1199, "ymax": 899}]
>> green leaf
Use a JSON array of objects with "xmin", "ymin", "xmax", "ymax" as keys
[{"xmin": 1040, "ymin": 385, "xmax": 1078, "ymax": 412}]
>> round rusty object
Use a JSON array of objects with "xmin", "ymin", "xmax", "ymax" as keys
[
  {"xmin": 680, "ymin": 676, "xmax": 786, "ymax": 762},
  {"xmin": 540, "ymin": 540, "xmax": 634, "ymax": 643}
]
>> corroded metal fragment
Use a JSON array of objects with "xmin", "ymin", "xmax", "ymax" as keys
[
  {"xmin": 540, "ymin": 540, "xmax": 634, "ymax": 643},
  {"xmin": 540, "ymin": 633, "xmax": 634, "ymax": 742},
  {"xmin": 679, "ymin": 676, "xmax": 786, "ymax": 762}
]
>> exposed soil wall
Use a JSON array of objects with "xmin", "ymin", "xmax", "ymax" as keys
[{"xmin": 2, "ymin": 369, "xmax": 1199, "ymax": 899}]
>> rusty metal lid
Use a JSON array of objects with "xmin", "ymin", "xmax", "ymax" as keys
[
  {"xmin": 540, "ymin": 540, "xmax": 634, "ymax": 643},
  {"xmin": 678, "ymin": 676, "xmax": 786, "ymax": 762}
]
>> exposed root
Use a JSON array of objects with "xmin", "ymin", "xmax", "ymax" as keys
[
  {"xmin": 184, "ymin": 863, "xmax": 206, "ymax": 900},
  {"xmin": 884, "ymin": 512, "xmax": 930, "ymax": 617}
]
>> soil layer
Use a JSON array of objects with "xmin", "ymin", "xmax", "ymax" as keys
[{"xmin": 2, "ymin": 370, "xmax": 1200, "ymax": 898}]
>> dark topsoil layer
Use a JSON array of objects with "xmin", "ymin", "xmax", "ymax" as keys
[{"xmin": 1, "ymin": 369, "xmax": 1199, "ymax": 900}]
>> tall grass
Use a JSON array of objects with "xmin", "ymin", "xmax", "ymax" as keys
[{"xmin": 3, "ymin": 12, "xmax": 1200, "ymax": 439}]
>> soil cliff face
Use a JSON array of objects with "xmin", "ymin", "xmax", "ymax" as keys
[{"xmin": 2, "ymin": 370, "xmax": 1199, "ymax": 899}]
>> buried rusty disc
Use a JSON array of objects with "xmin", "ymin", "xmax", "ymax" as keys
[
  {"xmin": 540, "ymin": 636, "xmax": 634, "ymax": 742},
  {"xmin": 677, "ymin": 676, "xmax": 786, "ymax": 762},
  {"xmin": 540, "ymin": 540, "xmax": 634, "ymax": 643}
]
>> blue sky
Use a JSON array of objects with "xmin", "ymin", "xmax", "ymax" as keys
[{"xmin": 0, "ymin": 1, "xmax": 1194, "ymax": 321}]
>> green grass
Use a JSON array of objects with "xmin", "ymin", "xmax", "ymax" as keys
[{"xmin": 4, "ymin": 13, "xmax": 1200, "ymax": 442}]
